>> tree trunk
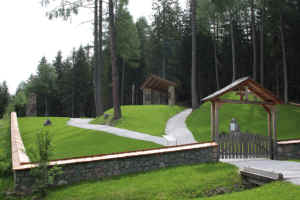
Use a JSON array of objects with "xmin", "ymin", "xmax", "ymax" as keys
[
  {"xmin": 214, "ymin": 15, "xmax": 220, "ymax": 90},
  {"xmin": 109, "ymin": 0, "xmax": 122, "ymax": 119},
  {"xmin": 231, "ymin": 19, "xmax": 236, "ymax": 82},
  {"xmin": 94, "ymin": 0, "xmax": 101, "ymax": 117},
  {"xmin": 162, "ymin": 55, "xmax": 166, "ymax": 79},
  {"xmin": 276, "ymin": 63, "xmax": 280, "ymax": 98},
  {"xmin": 251, "ymin": 0, "xmax": 257, "ymax": 81},
  {"xmin": 121, "ymin": 58, "xmax": 126, "ymax": 105},
  {"xmin": 45, "ymin": 96, "xmax": 48, "ymax": 116},
  {"xmin": 280, "ymin": 13, "xmax": 288, "ymax": 104},
  {"xmin": 132, "ymin": 84, "xmax": 135, "ymax": 105},
  {"xmin": 191, "ymin": 0, "xmax": 199, "ymax": 110},
  {"xmin": 260, "ymin": 0, "xmax": 265, "ymax": 86}
]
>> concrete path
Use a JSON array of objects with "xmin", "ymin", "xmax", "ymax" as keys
[
  {"xmin": 67, "ymin": 118, "xmax": 169, "ymax": 146},
  {"xmin": 222, "ymin": 159, "xmax": 300, "ymax": 185},
  {"xmin": 165, "ymin": 109, "xmax": 197, "ymax": 145}
]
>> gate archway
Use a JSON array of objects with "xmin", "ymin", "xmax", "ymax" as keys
[{"xmin": 201, "ymin": 77, "xmax": 282, "ymax": 159}]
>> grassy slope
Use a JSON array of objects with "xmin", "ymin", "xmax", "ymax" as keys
[
  {"xmin": 201, "ymin": 182, "xmax": 300, "ymax": 200},
  {"xmin": 91, "ymin": 105, "xmax": 185, "ymax": 136},
  {"xmin": 0, "ymin": 119, "xmax": 13, "ymax": 196},
  {"xmin": 187, "ymin": 93, "xmax": 300, "ymax": 142},
  {"xmin": 45, "ymin": 163, "xmax": 241, "ymax": 200},
  {"xmin": 18, "ymin": 117, "xmax": 161, "ymax": 161}
]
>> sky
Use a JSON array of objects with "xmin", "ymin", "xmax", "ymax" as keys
[{"xmin": 0, "ymin": 0, "xmax": 185, "ymax": 95}]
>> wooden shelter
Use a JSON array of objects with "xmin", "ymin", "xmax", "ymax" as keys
[
  {"xmin": 140, "ymin": 75, "xmax": 177, "ymax": 105},
  {"xmin": 201, "ymin": 77, "xmax": 282, "ymax": 150}
]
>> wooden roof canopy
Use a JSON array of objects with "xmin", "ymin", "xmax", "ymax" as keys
[
  {"xmin": 140, "ymin": 74, "xmax": 177, "ymax": 94},
  {"xmin": 201, "ymin": 77, "xmax": 282, "ymax": 105},
  {"xmin": 202, "ymin": 77, "xmax": 282, "ymax": 151}
]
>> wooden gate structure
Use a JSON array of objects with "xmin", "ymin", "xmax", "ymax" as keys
[
  {"xmin": 201, "ymin": 77, "xmax": 282, "ymax": 159},
  {"xmin": 217, "ymin": 132, "xmax": 272, "ymax": 159}
]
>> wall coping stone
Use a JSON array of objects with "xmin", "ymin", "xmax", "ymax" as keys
[
  {"xmin": 277, "ymin": 140, "xmax": 300, "ymax": 145},
  {"xmin": 11, "ymin": 112, "xmax": 30, "ymax": 170},
  {"xmin": 15, "ymin": 142, "xmax": 217, "ymax": 170}
]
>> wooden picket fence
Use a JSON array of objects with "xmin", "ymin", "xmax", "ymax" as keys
[{"xmin": 217, "ymin": 132, "xmax": 272, "ymax": 159}]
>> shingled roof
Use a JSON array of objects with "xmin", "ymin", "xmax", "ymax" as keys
[
  {"xmin": 201, "ymin": 77, "xmax": 282, "ymax": 105},
  {"xmin": 140, "ymin": 74, "xmax": 177, "ymax": 93}
]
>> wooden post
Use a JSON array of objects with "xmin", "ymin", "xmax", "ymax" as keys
[
  {"xmin": 267, "ymin": 112, "xmax": 272, "ymax": 137},
  {"xmin": 271, "ymin": 107, "xmax": 277, "ymax": 160},
  {"xmin": 245, "ymin": 87, "xmax": 249, "ymax": 101},
  {"xmin": 211, "ymin": 102, "xmax": 216, "ymax": 141},
  {"xmin": 215, "ymin": 102, "xmax": 220, "ymax": 140}
]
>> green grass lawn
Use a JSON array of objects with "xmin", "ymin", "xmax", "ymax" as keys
[
  {"xmin": 44, "ymin": 163, "xmax": 242, "ymax": 200},
  {"xmin": 0, "ymin": 118, "xmax": 14, "ymax": 198},
  {"xmin": 18, "ymin": 117, "xmax": 161, "ymax": 161},
  {"xmin": 186, "ymin": 93, "xmax": 300, "ymax": 142},
  {"xmin": 91, "ymin": 105, "xmax": 185, "ymax": 136},
  {"xmin": 201, "ymin": 182, "xmax": 300, "ymax": 200}
]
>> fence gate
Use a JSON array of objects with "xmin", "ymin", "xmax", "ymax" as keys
[{"xmin": 217, "ymin": 132, "xmax": 272, "ymax": 159}]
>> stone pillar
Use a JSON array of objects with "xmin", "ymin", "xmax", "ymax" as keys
[
  {"xmin": 143, "ymin": 89, "xmax": 152, "ymax": 105},
  {"xmin": 168, "ymin": 86, "xmax": 175, "ymax": 105}
]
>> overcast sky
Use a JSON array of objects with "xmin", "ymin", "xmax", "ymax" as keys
[{"xmin": 0, "ymin": 0, "xmax": 185, "ymax": 94}]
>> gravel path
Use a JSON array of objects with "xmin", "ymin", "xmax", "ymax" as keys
[
  {"xmin": 67, "ymin": 118, "xmax": 168, "ymax": 146},
  {"xmin": 165, "ymin": 109, "xmax": 197, "ymax": 145},
  {"xmin": 222, "ymin": 159, "xmax": 300, "ymax": 185}
]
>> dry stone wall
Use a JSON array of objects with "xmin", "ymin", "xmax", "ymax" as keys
[
  {"xmin": 14, "ymin": 144, "xmax": 218, "ymax": 192},
  {"xmin": 277, "ymin": 140, "xmax": 300, "ymax": 160}
]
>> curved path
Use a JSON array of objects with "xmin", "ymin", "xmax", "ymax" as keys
[
  {"xmin": 68, "ymin": 118, "xmax": 169, "ymax": 146},
  {"xmin": 165, "ymin": 109, "xmax": 197, "ymax": 145},
  {"xmin": 222, "ymin": 159, "xmax": 300, "ymax": 185},
  {"xmin": 67, "ymin": 109, "xmax": 197, "ymax": 147}
]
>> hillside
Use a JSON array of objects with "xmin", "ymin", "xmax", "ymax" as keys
[
  {"xmin": 187, "ymin": 102, "xmax": 300, "ymax": 142},
  {"xmin": 18, "ymin": 117, "xmax": 161, "ymax": 161},
  {"xmin": 91, "ymin": 105, "xmax": 185, "ymax": 136}
]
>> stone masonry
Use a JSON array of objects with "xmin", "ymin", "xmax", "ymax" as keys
[
  {"xmin": 14, "ymin": 144, "xmax": 218, "ymax": 192},
  {"xmin": 277, "ymin": 140, "xmax": 300, "ymax": 160}
]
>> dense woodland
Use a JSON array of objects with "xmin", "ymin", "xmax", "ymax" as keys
[{"xmin": 4, "ymin": 0, "xmax": 300, "ymax": 118}]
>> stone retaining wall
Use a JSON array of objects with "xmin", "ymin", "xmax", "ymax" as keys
[
  {"xmin": 11, "ymin": 112, "xmax": 218, "ymax": 192},
  {"xmin": 14, "ymin": 143, "xmax": 218, "ymax": 192},
  {"xmin": 277, "ymin": 139, "xmax": 300, "ymax": 160}
]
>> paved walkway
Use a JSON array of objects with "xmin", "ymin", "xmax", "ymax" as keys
[
  {"xmin": 222, "ymin": 159, "xmax": 300, "ymax": 185},
  {"xmin": 165, "ymin": 109, "xmax": 197, "ymax": 145},
  {"xmin": 68, "ymin": 118, "xmax": 169, "ymax": 146},
  {"xmin": 68, "ymin": 109, "xmax": 197, "ymax": 146}
]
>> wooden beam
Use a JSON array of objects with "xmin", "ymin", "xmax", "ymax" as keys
[
  {"xmin": 215, "ymin": 102, "xmax": 220, "ymax": 140},
  {"xmin": 211, "ymin": 102, "xmax": 216, "ymax": 141},
  {"xmin": 216, "ymin": 99, "xmax": 274, "ymax": 105},
  {"xmin": 272, "ymin": 107, "xmax": 277, "ymax": 159},
  {"xmin": 268, "ymin": 112, "xmax": 272, "ymax": 137}
]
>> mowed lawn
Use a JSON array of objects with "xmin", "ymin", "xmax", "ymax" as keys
[
  {"xmin": 18, "ymin": 117, "xmax": 161, "ymax": 161},
  {"xmin": 201, "ymin": 182, "xmax": 300, "ymax": 200},
  {"xmin": 45, "ymin": 163, "xmax": 242, "ymax": 200},
  {"xmin": 187, "ymin": 93, "xmax": 300, "ymax": 142},
  {"xmin": 91, "ymin": 105, "xmax": 185, "ymax": 136}
]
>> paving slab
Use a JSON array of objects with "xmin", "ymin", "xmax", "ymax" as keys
[{"xmin": 222, "ymin": 159, "xmax": 300, "ymax": 185}]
